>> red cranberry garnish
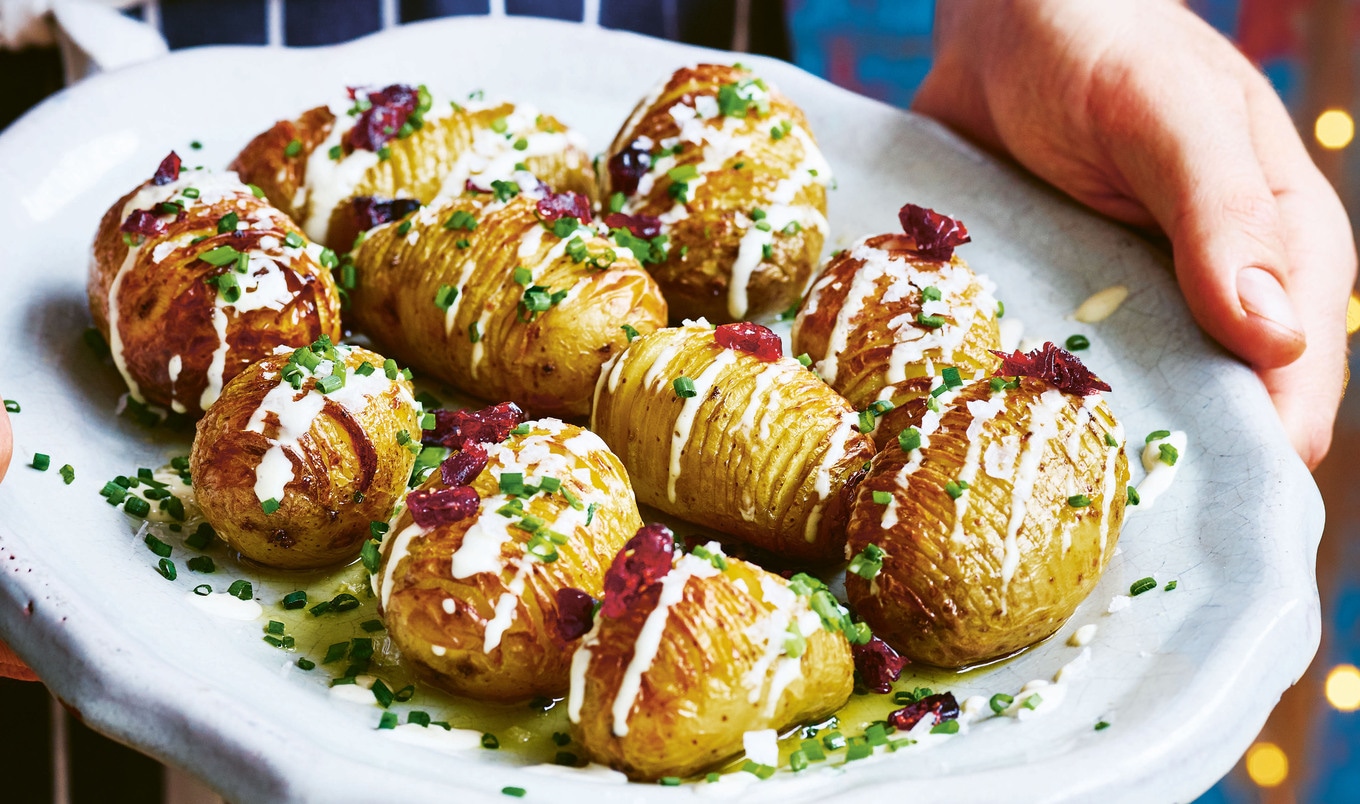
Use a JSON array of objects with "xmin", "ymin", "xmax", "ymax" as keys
[
  {"xmin": 714, "ymin": 322, "xmax": 783, "ymax": 362},
  {"xmin": 601, "ymin": 523, "xmax": 676, "ymax": 619},
  {"xmin": 344, "ymin": 84, "xmax": 420, "ymax": 153},
  {"xmin": 607, "ymin": 140, "xmax": 652, "ymax": 196},
  {"xmin": 603, "ymin": 212, "xmax": 662, "ymax": 239},
  {"xmin": 536, "ymin": 191, "xmax": 592, "ymax": 225},
  {"xmin": 852, "ymin": 636, "xmax": 907, "ymax": 694},
  {"xmin": 896, "ymin": 203, "xmax": 971, "ymax": 261},
  {"xmin": 438, "ymin": 442, "xmax": 488, "ymax": 487},
  {"xmin": 152, "ymin": 152, "xmax": 181, "ymax": 186},
  {"xmin": 554, "ymin": 587, "xmax": 598, "ymax": 642},
  {"xmin": 120, "ymin": 209, "xmax": 167, "ymax": 239},
  {"xmin": 351, "ymin": 196, "xmax": 422, "ymax": 230},
  {"xmin": 888, "ymin": 691, "xmax": 960, "ymax": 731},
  {"xmin": 423, "ymin": 402, "xmax": 526, "ymax": 449},
  {"xmin": 990, "ymin": 342, "xmax": 1111, "ymax": 396},
  {"xmin": 407, "ymin": 485, "xmax": 481, "ymax": 529}
]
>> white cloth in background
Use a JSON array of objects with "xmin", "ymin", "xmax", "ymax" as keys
[{"xmin": 0, "ymin": 0, "xmax": 166, "ymax": 81}]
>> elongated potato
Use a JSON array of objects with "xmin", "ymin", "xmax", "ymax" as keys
[
  {"xmin": 792, "ymin": 231, "xmax": 1000, "ymax": 449},
  {"xmin": 348, "ymin": 193, "xmax": 667, "ymax": 419},
  {"xmin": 232, "ymin": 85, "xmax": 595, "ymax": 248},
  {"xmin": 89, "ymin": 154, "xmax": 342, "ymax": 417},
  {"xmin": 602, "ymin": 64, "xmax": 830, "ymax": 323},
  {"xmin": 377, "ymin": 419, "xmax": 642, "ymax": 702},
  {"xmin": 844, "ymin": 365, "xmax": 1129, "ymax": 668},
  {"xmin": 569, "ymin": 534, "xmax": 853, "ymax": 780},
  {"xmin": 191, "ymin": 339, "xmax": 420, "ymax": 569},
  {"xmin": 591, "ymin": 322, "xmax": 874, "ymax": 564}
]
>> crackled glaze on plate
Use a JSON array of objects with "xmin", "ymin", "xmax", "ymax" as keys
[{"xmin": 0, "ymin": 16, "xmax": 1322, "ymax": 804}]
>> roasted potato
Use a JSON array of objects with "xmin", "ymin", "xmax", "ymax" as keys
[
  {"xmin": 190, "ymin": 338, "xmax": 420, "ymax": 569},
  {"xmin": 568, "ymin": 527, "xmax": 854, "ymax": 780},
  {"xmin": 377, "ymin": 418, "xmax": 642, "ymax": 702},
  {"xmin": 792, "ymin": 211, "xmax": 1001, "ymax": 450},
  {"xmin": 590, "ymin": 322, "xmax": 874, "ymax": 564},
  {"xmin": 232, "ymin": 84, "xmax": 596, "ymax": 249},
  {"xmin": 347, "ymin": 193, "xmax": 667, "ymax": 419},
  {"xmin": 601, "ymin": 64, "xmax": 830, "ymax": 323},
  {"xmin": 89, "ymin": 153, "xmax": 342, "ymax": 417},
  {"xmin": 844, "ymin": 350, "xmax": 1129, "ymax": 668}
]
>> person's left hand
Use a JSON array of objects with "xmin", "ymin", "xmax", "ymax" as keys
[{"xmin": 915, "ymin": 0, "xmax": 1356, "ymax": 468}]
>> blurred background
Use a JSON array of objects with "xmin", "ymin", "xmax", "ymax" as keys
[{"xmin": 0, "ymin": 0, "xmax": 1357, "ymax": 802}]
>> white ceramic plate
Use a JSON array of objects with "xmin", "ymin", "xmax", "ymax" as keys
[{"xmin": 0, "ymin": 17, "xmax": 1323, "ymax": 804}]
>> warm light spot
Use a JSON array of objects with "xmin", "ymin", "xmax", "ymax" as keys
[
  {"xmin": 1347, "ymin": 293, "xmax": 1360, "ymax": 336},
  {"xmin": 1326, "ymin": 664, "xmax": 1360, "ymax": 711},
  {"xmin": 1246, "ymin": 742, "xmax": 1289, "ymax": 788},
  {"xmin": 1315, "ymin": 109, "xmax": 1355, "ymax": 150}
]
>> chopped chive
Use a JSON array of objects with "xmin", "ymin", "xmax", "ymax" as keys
[
  {"xmin": 360, "ymin": 539, "xmax": 382, "ymax": 574},
  {"xmin": 800, "ymin": 738, "xmax": 826, "ymax": 761},
  {"xmin": 1145, "ymin": 429, "xmax": 1171, "ymax": 443},
  {"xmin": 1021, "ymin": 694, "xmax": 1043, "ymax": 710},
  {"xmin": 941, "ymin": 366, "xmax": 962, "ymax": 389},
  {"xmin": 1158, "ymin": 443, "xmax": 1179, "ymax": 466},
  {"xmin": 821, "ymin": 731, "xmax": 846, "ymax": 750},
  {"xmin": 377, "ymin": 712, "xmax": 398, "ymax": 730},
  {"xmin": 1095, "ymin": 720, "xmax": 1111, "ymax": 731},
  {"xmin": 261, "ymin": 497, "xmax": 281, "ymax": 515},
  {"xmin": 247, "ymin": 184, "xmax": 264, "ymax": 198},
  {"xmin": 284, "ymin": 231, "xmax": 305, "ymax": 249},
  {"xmin": 371, "ymin": 679, "xmax": 395, "ymax": 708},
  {"xmin": 898, "ymin": 427, "xmax": 921, "ymax": 452},
  {"xmin": 186, "ymin": 556, "xmax": 215, "ymax": 573},
  {"xmin": 186, "ymin": 522, "xmax": 215, "ymax": 549},
  {"xmin": 930, "ymin": 719, "xmax": 960, "ymax": 734},
  {"xmin": 1105, "ymin": 432, "xmax": 1119, "ymax": 447},
  {"xmin": 284, "ymin": 139, "xmax": 302, "ymax": 158},
  {"xmin": 658, "ymin": 777, "xmax": 681, "ymax": 786},
  {"xmin": 468, "ymin": 321, "xmax": 481, "ymax": 344},
  {"xmin": 156, "ymin": 558, "xmax": 176, "ymax": 580},
  {"xmin": 1127, "ymin": 486, "xmax": 1141, "ymax": 506},
  {"xmin": 227, "ymin": 579, "xmax": 253, "ymax": 600},
  {"xmin": 482, "ymin": 733, "xmax": 500, "ymax": 749},
  {"xmin": 144, "ymin": 533, "xmax": 172, "ymax": 557},
  {"xmin": 266, "ymin": 620, "xmax": 285, "ymax": 636},
  {"xmin": 944, "ymin": 479, "xmax": 969, "ymax": 499},
  {"xmin": 282, "ymin": 590, "xmax": 307, "ymax": 609},
  {"xmin": 1130, "ymin": 576, "xmax": 1157, "ymax": 596},
  {"xmin": 501, "ymin": 788, "xmax": 525, "ymax": 798},
  {"xmin": 621, "ymin": 323, "xmax": 640, "ymax": 342},
  {"xmin": 1068, "ymin": 494, "xmax": 1092, "ymax": 508},
  {"xmin": 672, "ymin": 376, "xmax": 697, "ymax": 398},
  {"xmin": 797, "ymin": 353, "xmax": 812, "ymax": 367},
  {"xmin": 323, "ymin": 642, "xmax": 349, "ymax": 664},
  {"xmin": 31, "ymin": 453, "xmax": 49, "ymax": 471},
  {"xmin": 296, "ymin": 658, "xmax": 316, "ymax": 671},
  {"xmin": 3, "ymin": 399, "xmax": 18, "ymax": 413},
  {"xmin": 921, "ymin": 285, "xmax": 942, "ymax": 301},
  {"xmin": 741, "ymin": 760, "xmax": 776, "ymax": 779},
  {"xmin": 193, "ymin": 584, "xmax": 212, "ymax": 596},
  {"xmin": 917, "ymin": 313, "xmax": 946, "ymax": 329},
  {"xmin": 871, "ymin": 490, "xmax": 892, "ymax": 505},
  {"xmin": 1165, "ymin": 580, "xmax": 1178, "ymax": 591},
  {"xmin": 847, "ymin": 543, "xmax": 885, "ymax": 580},
  {"xmin": 1065, "ymin": 334, "xmax": 1090, "ymax": 351},
  {"xmin": 989, "ymin": 693, "xmax": 1013, "ymax": 714},
  {"xmin": 844, "ymin": 738, "xmax": 872, "ymax": 761},
  {"xmin": 408, "ymin": 710, "xmax": 431, "ymax": 727},
  {"xmin": 328, "ymin": 144, "xmax": 343, "ymax": 160},
  {"xmin": 123, "ymin": 496, "xmax": 151, "ymax": 518},
  {"xmin": 361, "ymin": 619, "xmax": 385, "ymax": 632}
]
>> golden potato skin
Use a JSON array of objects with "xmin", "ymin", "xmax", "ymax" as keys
[
  {"xmin": 378, "ymin": 421, "xmax": 642, "ymax": 702},
  {"xmin": 845, "ymin": 378, "xmax": 1129, "ymax": 668},
  {"xmin": 591, "ymin": 324, "xmax": 874, "ymax": 564},
  {"xmin": 89, "ymin": 172, "xmax": 342, "ymax": 417},
  {"xmin": 190, "ymin": 346, "xmax": 420, "ymax": 570},
  {"xmin": 348, "ymin": 195, "xmax": 667, "ymax": 419},
  {"xmin": 232, "ymin": 95, "xmax": 596, "ymax": 248},
  {"xmin": 571, "ymin": 555, "xmax": 853, "ymax": 780},
  {"xmin": 603, "ymin": 64, "xmax": 830, "ymax": 323},
  {"xmin": 792, "ymin": 234, "xmax": 1001, "ymax": 448}
]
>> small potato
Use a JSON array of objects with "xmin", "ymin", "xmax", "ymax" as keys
[
  {"xmin": 591, "ymin": 322, "xmax": 874, "ymax": 564},
  {"xmin": 568, "ymin": 531, "xmax": 853, "ymax": 780},
  {"xmin": 601, "ymin": 64, "xmax": 830, "ymax": 323},
  {"xmin": 232, "ymin": 85, "xmax": 596, "ymax": 248},
  {"xmin": 377, "ymin": 419, "xmax": 642, "ymax": 702},
  {"xmin": 844, "ymin": 370, "xmax": 1129, "ymax": 668},
  {"xmin": 191, "ymin": 340, "xmax": 420, "ymax": 570},
  {"xmin": 89, "ymin": 154, "xmax": 342, "ymax": 417},
  {"xmin": 792, "ymin": 231, "xmax": 1000, "ymax": 449},
  {"xmin": 348, "ymin": 194, "xmax": 667, "ymax": 419}
]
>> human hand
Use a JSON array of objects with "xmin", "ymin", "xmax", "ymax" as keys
[{"xmin": 915, "ymin": 0, "xmax": 1356, "ymax": 468}]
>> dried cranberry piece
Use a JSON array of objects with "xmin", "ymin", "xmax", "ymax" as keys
[
  {"xmin": 714, "ymin": 322, "xmax": 783, "ymax": 362},
  {"xmin": 607, "ymin": 140, "xmax": 652, "ymax": 196},
  {"xmin": 423, "ymin": 402, "xmax": 526, "ymax": 449},
  {"xmin": 152, "ymin": 152, "xmax": 181, "ymax": 186},
  {"xmin": 897, "ymin": 203, "xmax": 971, "ymax": 261},
  {"xmin": 888, "ymin": 691, "xmax": 960, "ymax": 732},
  {"xmin": 990, "ymin": 342, "xmax": 1111, "ymax": 396},
  {"xmin": 554, "ymin": 587, "xmax": 598, "ymax": 642},
  {"xmin": 603, "ymin": 212, "xmax": 662, "ymax": 239},
  {"xmin": 439, "ymin": 442, "xmax": 488, "ymax": 487},
  {"xmin": 120, "ymin": 209, "xmax": 166, "ymax": 238},
  {"xmin": 536, "ymin": 191, "xmax": 592, "ymax": 225},
  {"xmin": 407, "ymin": 485, "xmax": 480, "ymax": 529},
  {"xmin": 350, "ymin": 196, "xmax": 422, "ymax": 230},
  {"xmin": 601, "ymin": 524, "xmax": 676, "ymax": 619},
  {"xmin": 344, "ymin": 84, "xmax": 419, "ymax": 152},
  {"xmin": 852, "ymin": 636, "xmax": 907, "ymax": 694}
]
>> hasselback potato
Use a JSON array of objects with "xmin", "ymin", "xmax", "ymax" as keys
[
  {"xmin": 568, "ymin": 525, "xmax": 854, "ymax": 780},
  {"xmin": 601, "ymin": 64, "xmax": 830, "ymax": 323},
  {"xmin": 844, "ymin": 344, "xmax": 1129, "ymax": 668},
  {"xmin": 232, "ymin": 84, "xmax": 595, "ymax": 249},
  {"xmin": 89, "ymin": 152, "xmax": 342, "ymax": 417},
  {"xmin": 377, "ymin": 414, "xmax": 642, "ymax": 702},
  {"xmin": 792, "ymin": 204, "xmax": 1000, "ymax": 448},
  {"xmin": 348, "ymin": 191, "xmax": 667, "ymax": 419},
  {"xmin": 591, "ymin": 321, "xmax": 874, "ymax": 564},
  {"xmin": 190, "ymin": 338, "xmax": 420, "ymax": 569}
]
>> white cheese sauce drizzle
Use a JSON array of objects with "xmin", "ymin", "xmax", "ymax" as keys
[
  {"xmin": 668, "ymin": 349, "xmax": 739, "ymax": 503},
  {"xmin": 999, "ymin": 389, "xmax": 1068, "ymax": 598},
  {"xmin": 802, "ymin": 411, "xmax": 859, "ymax": 543},
  {"xmin": 1136, "ymin": 430, "xmax": 1187, "ymax": 509}
]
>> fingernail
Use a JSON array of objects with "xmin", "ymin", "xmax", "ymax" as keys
[{"xmin": 1237, "ymin": 266, "xmax": 1306, "ymax": 340}]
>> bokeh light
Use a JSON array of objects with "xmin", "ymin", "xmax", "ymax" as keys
[
  {"xmin": 1315, "ymin": 109, "xmax": 1355, "ymax": 150},
  {"xmin": 1325, "ymin": 664, "xmax": 1360, "ymax": 711},
  {"xmin": 1245, "ymin": 742, "xmax": 1289, "ymax": 788}
]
